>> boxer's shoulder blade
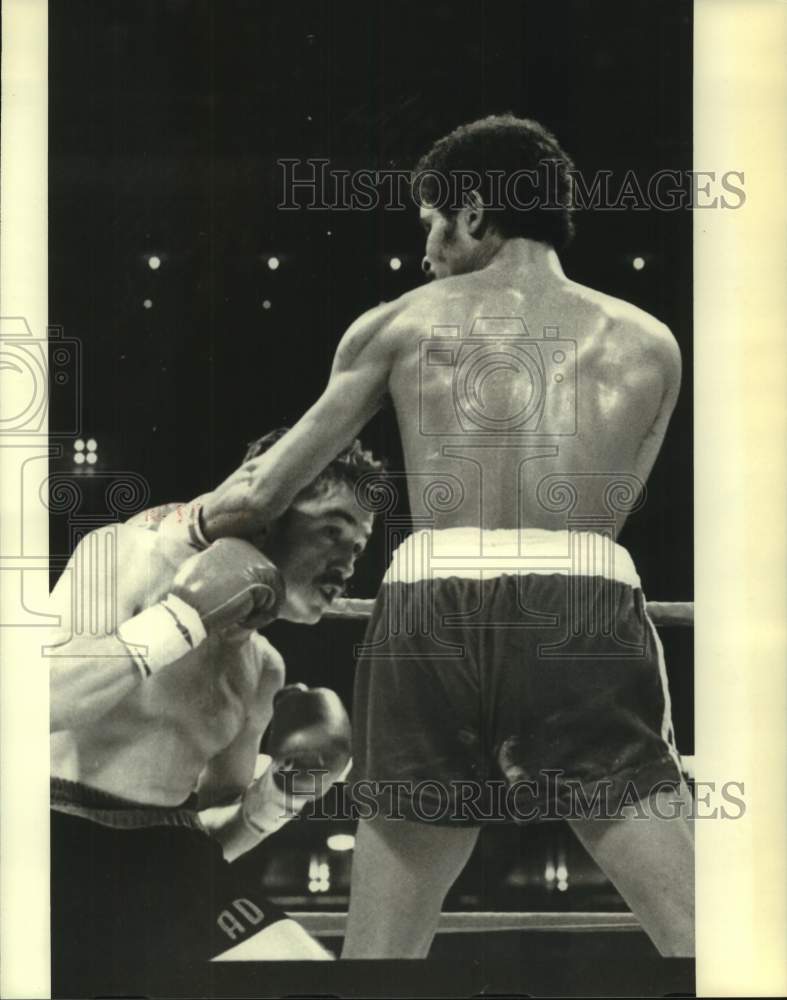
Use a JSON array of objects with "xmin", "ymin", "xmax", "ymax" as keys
[
  {"xmin": 567, "ymin": 280, "xmax": 678, "ymax": 362},
  {"xmin": 587, "ymin": 309, "xmax": 679, "ymax": 400}
]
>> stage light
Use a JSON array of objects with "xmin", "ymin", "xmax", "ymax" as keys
[
  {"xmin": 267, "ymin": 256, "xmax": 280, "ymax": 271},
  {"xmin": 74, "ymin": 439, "xmax": 85, "ymax": 451},
  {"xmin": 143, "ymin": 299, "xmax": 153, "ymax": 309},
  {"xmin": 326, "ymin": 834, "xmax": 355, "ymax": 853},
  {"xmin": 86, "ymin": 452, "xmax": 97, "ymax": 465},
  {"xmin": 308, "ymin": 854, "xmax": 331, "ymax": 893},
  {"xmin": 262, "ymin": 299, "xmax": 272, "ymax": 310},
  {"xmin": 632, "ymin": 256, "xmax": 645, "ymax": 271},
  {"xmin": 73, "ymin": 452, "xmax": 85, "ymax": 465},
  {"xmin": 148, "ymin": 255, "xmax": 161, "ymax": 270},
  {"xmin": 86, "ymin": 438, "xmax": 97, "ymax": 452},
  {"xmin": 389, "ymin": 256, "xmax": 402, "ymax": 271}
]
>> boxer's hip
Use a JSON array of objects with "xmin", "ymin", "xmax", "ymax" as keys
[
  {"xmin": 50, "ymin": 776, "xmax": 205, "ymax": 832},
  {"xmin": 382, "ymin": 526, "xmax": 641, "ymax": 588},
  {"xmin": 364, "ymin": 526, "xmax": 646, "ymax": 661}
]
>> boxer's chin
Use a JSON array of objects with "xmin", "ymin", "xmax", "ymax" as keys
[{"xmin": 279, "ymin": 595, "xmax": 322, "ymax": 625}]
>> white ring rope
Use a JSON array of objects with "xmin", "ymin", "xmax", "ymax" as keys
[
  {"xmin": 326, "ymin": 598, "xmax": 694, "ymax": 627},
  {"xmin": 285, "ymin": 910, "xmax": 642, "ymax": 937}
]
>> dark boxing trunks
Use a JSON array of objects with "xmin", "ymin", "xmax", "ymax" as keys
[
  {"xmin": 51, "ymin": 778, "xmax": 287, "ymax": 995},
  {"xmin": 351, "ymin": 528, "xmax": 683, "ymax": 825}
]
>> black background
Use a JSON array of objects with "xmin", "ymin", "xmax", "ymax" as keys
[{"xmin": 49, "ymin": 0, "xmax": 694, "ymax": 966}]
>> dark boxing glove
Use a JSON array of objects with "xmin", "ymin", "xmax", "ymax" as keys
[{"xmin": 267, "ymin": 684, "xmax": 352, "ymax": 797}]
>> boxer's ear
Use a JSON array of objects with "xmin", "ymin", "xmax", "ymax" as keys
[{"xmin": 462, "ymin": 189, "xmax": 486, "ymax": 237}]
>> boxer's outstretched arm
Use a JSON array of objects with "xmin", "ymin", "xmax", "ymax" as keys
[{"xmin": 202, "ymin": 301, "xmax": 401, "ymax": 540}]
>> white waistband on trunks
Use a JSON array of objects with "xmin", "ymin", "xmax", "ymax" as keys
[{"xmin": 383, "ymin": 528, "xmax": 641, "ymax": 589}]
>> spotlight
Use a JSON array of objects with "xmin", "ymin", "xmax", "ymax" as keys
[
  {"xmin": 267, "ymin": 256, "xmax": 280, "ymax": 271},
  {"xmin": 389, "ymin": 256, "xmax": 402, "ymax": 271},
  {"xmin": 86, "ymin": 452, "xmax": 97, "ymax": 465},
  {"xmin": 73, "ymin": 452, "xmax": 85, "ymax": 465},
  {"xmin": 74, "ymin": 439, "xmax": 85, "ymax": 452},
  {"xmin": 326, "ymin": 834, "xmax": 355, "ymax": 853},
  {"xmin": 148, "ymin": 255, "xmax": 161, "ymax": 270},
  {"xmin": 307, "ymin": 854, "xmax": 331, "ymax": 893},
  {"xmin": 632, "ymin": 256, "xmax": 646, "ymax": 271},
  {"xmin": 262, "ymin": 299, "xmax": 272, "ymax": 310},
  {"xmin": 86, "ymin": 438, "xmax": 97, "ymax": 452},
  {"xmin": 143, "ymin": 299, "xmax": 153, "ymax": 309}
]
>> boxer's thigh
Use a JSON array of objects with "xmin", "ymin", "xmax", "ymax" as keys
[{"xmin": 569, "ymin": 783, "xmax": 695, "ymax": 957}]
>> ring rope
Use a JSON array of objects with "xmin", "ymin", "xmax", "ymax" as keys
[
  {"xmin": 326, "ymin": 598, "xmax": 694, "ymax": 627},
  {"xmin": 285, "ymin": 910, "xmax": 642, "ymax": 937}
]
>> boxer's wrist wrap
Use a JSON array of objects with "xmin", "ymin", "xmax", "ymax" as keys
[
  {"xmin": 241, "ymin": 764, "xmax": 312, "ymax": 840},
  {"xmin": 159, "ymin": 500, "xmax": 211, "ymax": 552},
  {"xmin": 118, "ymin": 593, "xmax": 207, "ymax": 678}
]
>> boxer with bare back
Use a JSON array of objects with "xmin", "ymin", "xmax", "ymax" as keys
[{"xmin": 199, "ymin": 115, "xmax": 693, "ymax": 959}]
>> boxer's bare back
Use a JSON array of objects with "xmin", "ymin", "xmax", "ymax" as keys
[{"xmin": 389, "ymin": 243, "xmax": 681, "ymax": 533}]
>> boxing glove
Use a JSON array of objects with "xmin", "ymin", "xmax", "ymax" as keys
[
  {"xmin": 117, "ymin": 538, "xmax": 285, "ymax": 677},
  {"xmin": 171, "ymin": 537, "xmax": 285, "ymax": 631},
  {"xmin": 267, "ymin": 684, "xmax": 352, "ymax": 796}
]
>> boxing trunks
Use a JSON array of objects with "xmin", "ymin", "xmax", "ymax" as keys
[{"xmin": 351, "ymin": 528, "xmax": 683, "ymax": 825}]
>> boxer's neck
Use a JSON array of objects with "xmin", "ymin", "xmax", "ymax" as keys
[{"xmin": 478, "ymin": 236, "xmax": 565, "ymax": 284}]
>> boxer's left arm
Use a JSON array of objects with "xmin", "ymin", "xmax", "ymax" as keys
[
  {"xmin": 196, "ymin": 635, "xmax": 285, "ymax": 809},
  {"xmin": 200, "ymin": 300, "xmax": 402, "ymax": 541},
  {"xmin": 201, "ymin": 680, "xmax": 352, "ymax": 862}
]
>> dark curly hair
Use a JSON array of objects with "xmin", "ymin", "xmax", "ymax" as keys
[
  {"xmin": 243, "ymin": 428, "xmax": 385, "ymax": 502},
  {"xmin": 412, "ymin": 114, "xmax": 575, "ymax": 250}
]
